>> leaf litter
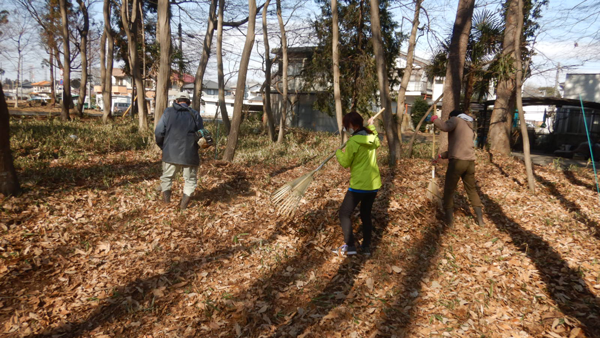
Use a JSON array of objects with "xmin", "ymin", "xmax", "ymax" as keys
[{"xmin": 1, "ymin": 121, "xmax": 600, "ymax": 337}]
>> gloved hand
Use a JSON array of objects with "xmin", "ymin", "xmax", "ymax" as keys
[
  {"xmin": 430, "ymin": 115, "xmax": 439, "ymax": 122},
  {"xmin": 432, "ymin": 154, "xmax": 441, "ymax": 164}
]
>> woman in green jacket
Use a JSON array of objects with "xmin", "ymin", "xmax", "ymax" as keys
[{"xmin": 332, "ymin": 112, "xmax": 382, "ymax": 256}]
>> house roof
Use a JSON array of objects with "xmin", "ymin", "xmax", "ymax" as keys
[
  {"xmin": 172, "ymin": 72, "xmax": 195, "ymax": 84},
  {"xmin": 32, "ymin": 80, "xmax": 51, "ymax": 86},
  {"xmin": 113, "ymin": 68, "xmax": 127, "ymax": 77}
]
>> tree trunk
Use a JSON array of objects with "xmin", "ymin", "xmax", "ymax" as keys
[
  {"xmin": 75, "ymin": 0, "xmax": 90, "ymax": 118},
  {"xmin": 49, "ymin": 51, "xmax": 56, "ymax": 107},
  {"xmin": 0, "ymin": 84, "xmax": 21, "ymax": 197},
  {"xmin": 514, "ymin": 0, "xmax": 535, "ymax": 192},
  {"xmin": 407, "ymin": 93, "xmax": 443, "ymax": 157},
  {"xmin": 276, "ymin": 0, "xmax": 288, "ymax": 144},
  {"xmin": 462, "ymin": 66, "xmax": 475, "ymax": 113},
  {"xmin": 369, "ymin": 0, "xmax": 400, "ymax": 165},
  {"xmin": 14, "ymin": 53, "xmax": 20, "ymax": 109},
  {"xmin": 396, "ymin": 0, "xmax": 422, "ymax": 140},
  {"xmin": 487, "ymin": 0, "xmax": 518, "ymax": 155},
  {"xmin": 192, "ymin": 0, "xmax": 217, "ymax": 111},
  {"xmin": 101, "ymin": 0, "xmax": 114, "ymax": 123},
  {"xmin": 261, "ymin": 0, "xmax": 276, "ymax": 142},
  {"xmin": 216, "ymin": 0, "xmax": 231, "ymax": 134},
  {"xmin": 331, "ymin": 0, "xmax": 343, "ymax": 144},
  {"xmin": 59, "ymin": 0, "xmax": 72, "ymax": 121},
  {"xmin": 438, "ymin": 0, "xmax": 475, "ymax": 152},
  {"xmin": 222, "ymin": 0, "xmax": 257, "ymax": 161},
  {"xmin": 120, "ymin": 0, "xmax": 148, "ymax": 131},
  {"xmin": 349, "ymin": 0, "xmax": 364, "ymax": 111},
  {"xmin": 155, "ymin": 0, "xmax": 171, "ymax": 129}
]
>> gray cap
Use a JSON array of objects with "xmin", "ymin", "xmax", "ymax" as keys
[{"xmin": 177, "ymin": 92, "xmax": 190, "ymax": 100}]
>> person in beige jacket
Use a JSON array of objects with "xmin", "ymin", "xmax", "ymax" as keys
[{"xmin": 431, "ymin": 110, "xmax": 484, "ymax": 227}]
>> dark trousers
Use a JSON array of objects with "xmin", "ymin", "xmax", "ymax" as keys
[
  {"xmin": 443, "ymin": 159, "xmax": 483, "ymax": 210},
  {"xmin": 339, "ymin": 190, "xmax": 377, "ymax": 247}
]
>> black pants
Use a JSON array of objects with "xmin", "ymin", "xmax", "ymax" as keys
[{"xmin": 339, "ymin": 190, "xmax": 377, "ymax": 248}]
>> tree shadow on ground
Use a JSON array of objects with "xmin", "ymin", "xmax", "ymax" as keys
[
  {"xmin": 535, "ymin": 173, "xmax": 600, "ymax": 239},
  {"xmin": 562, "ymin": 169, "xmax": 599, "ymax": 194},
  {"xmin": 268, "ymin": 156, "xmax": 317, "ymax": 178},
  {"xmin": 487, "ymin": 150, "xmax": 524, "ymax": 187},
  {"xmin": 22, "ymin": 214, "xmax": 299, "ymax": 338},
  {"xmin": 480, "ymin": 189, "xmax": 600, "ymax": 336},
  {"xmin": 262, "ymin": 169, "xmax": 396, "ymax": 337},
  {"xmin": 19, "ymin": 160, "xmax": 161, "ymax": 196}
]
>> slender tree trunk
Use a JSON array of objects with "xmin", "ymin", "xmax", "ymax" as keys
[
  {"xmin": 121, "ymin": 0, "xmax": 148, "ymax": 131},
  {"xmin": 0, "ymin": 84, "xmax": 20, "ymax": 197},
  {"xmin": 75, "ymin": 0, "xmax": 90, "ymax": 118},
  {"xmin": 192, "ymin": 0, "xmax": 217, "ymax": 111},
  {"xmin": 487, "ymin": 0, "xmax": 518, "ymax": 155},
  {"xmin": 369, "ymin": 0, "xmax": 399, "ymax": 165},
  {"xmin": 514, "ymin": 0, "xmax": 535, "ymax": 192},
  {"xmin": 49, "ymin": 51, "xmax": 56, "ymax": 107},
  {"xmin": 155, "ymin": 0, "xmax": 171, "ymax": 128},
  {"xmin": 223, "ymin": 0, "xmax": 257, "ymax": 161},
  {"xmin": 14, "ymin": 53, "xmax": 20, "ymax": 108},
  {"xmin": 101, "ymin": 0, "xmax": 114, "ymax": 123},
  {"xmin": 216, "ymin": 0, "xmax": 231, "ymax": 134},
  {"xmin": 59, "ymin": 0, "xmax": 72, "ymax": 121},
  {"xmin": 396, "ymin": 0, "xmax": 422, "ymax": 140},
  {"xmin": 349, "ymin": 0, "xmax": 364, "ymax": 111},
  {"xmin": 438, "ymin": 0, "xmax": 475, "ymax": 152},
  {"xmin": 261, "ymin": 0, "xmax": 276, "ymax": 142},
  {"xmin": 276, "ymin": 0, "xmax": 288, "ymax": 144},
  {"xmin": 331, "ymin": 0, "xmax": 343, "ymax": 144}
]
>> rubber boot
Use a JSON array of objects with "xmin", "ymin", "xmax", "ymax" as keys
[
  {"xmin": 474, "ymin": 207, "xmax": 485, "ymax": 226},
  {"xmin": 180, "ymin": 194, "xmax": 191, "ymax": 210},
  {"xmin": 162, "ymin": 190, "xmax": 171, "ymax": 203},
  {"xmin": 444, "ymin": 209, "xmax": 454, "ymax": 227}
]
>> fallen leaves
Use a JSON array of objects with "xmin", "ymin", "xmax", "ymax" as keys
[{"xmin": 1, "ymin": 125, "xmax": 599, "ymax": 337}]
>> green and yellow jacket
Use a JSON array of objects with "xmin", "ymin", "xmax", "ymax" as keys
[{"xmin": 335, "ymin": 125, "xmax": 382, "ymax": 192}]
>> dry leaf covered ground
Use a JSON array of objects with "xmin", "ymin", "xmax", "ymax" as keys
[{"xmin": 1, "ymin": 118, "xmax": 600, "ymax": 338}]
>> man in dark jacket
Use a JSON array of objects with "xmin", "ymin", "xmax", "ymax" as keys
[
  {"xmin": 155, "ymin": 93, "xmax": 203, "ymax": 210},
  {"xmin": 432, "ymin": 109, "xmax": 484, "ymax": 227}
]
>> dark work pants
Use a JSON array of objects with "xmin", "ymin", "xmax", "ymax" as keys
[
  {"xmin": 339, "ymin": 190, "xmax": 377, "ymax": 248},
  {"xmin": 443, "ymin": 159, "xmax": 483, "ymax": 210}
]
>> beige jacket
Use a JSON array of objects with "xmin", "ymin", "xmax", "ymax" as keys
[{"xmin": 433, "ymin": 116, "xmax": 476, "ymax": 161}]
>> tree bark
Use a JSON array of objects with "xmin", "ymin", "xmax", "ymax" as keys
[
  {"xmin": 216, "ymin": 0, "xmax": 231, "ymax": 134},
  {"xmin": 261, "ymin": 0, "xmax": 276, "ymax": 142},
  {"xmin": 438, "ymin": 0, "xmax": 475, "ymax": 152},
  {"xmin": 155, "ymin": 0, "xmax": 171, "ymax": 129},
  {"xmin": 49, "ymin": 51, "xmax": 56, "ymax": 107},
  {"xmin": 192, "ymin": 0, "xmax": 217, "ymax": 111},
  {"xmin": 487, "ymin": 0, "xmax": 518, "ymax": 155},
  {"xmin": 59, "ymin": 0, "xmax": 72, "ymax": 121},
  {"xmin": 331, "ymin": 0, "xmax": 343, "ymax": 144},
  {"xmin": 100, "ymin": 0, "xmax": 114, "ymax": 123},
  {"xmin": 223, "ymin": 0, "xmax": 257, "ymax": 161},
  {"xmin": 369, "ymin": 0, "xmax": 400, "ymax": 165},
  {"xmin": 349, "ymin": 0, "xmax": 364, "ymax": 111},
  {"xmin": 75, "ymin": 0, "xmax": 90, "ymax": 118},
  {"xmin": 396, "ymin": 0, "xmax": 422, "ymax": 140},
  {"xmin": 120, "ymin": 0, "xmax": 148, "ymax": 131},
  {"xmin": 514, "ymin": 0, "xmax": 535, "ymax": 192},
  {"xmin": 0, "ymin": 84, "xmax": 21, "ymax": 197},
  {"xmin": 276, "ymin": 0, "xmax": 288, "ymax": 144}
]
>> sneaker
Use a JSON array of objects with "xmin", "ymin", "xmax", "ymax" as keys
[
  {"xmin": 361, "ymin": 246, "xmax": 371, "ymax": 256},
  {"xmin": 331, "ymin": 244, "xmax": 357, "ymax": 256}
]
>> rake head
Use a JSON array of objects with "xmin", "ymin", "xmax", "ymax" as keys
[{"xmin": 271, "ymin": 172, "xmax": 315, "ymax": 217}]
